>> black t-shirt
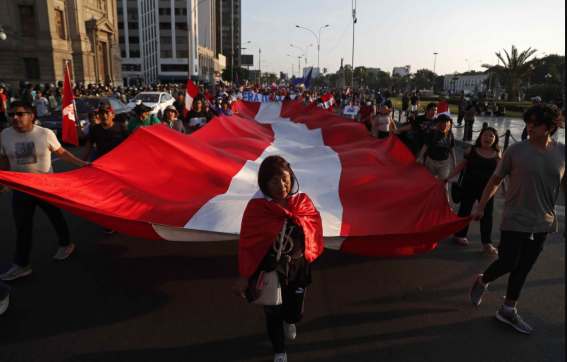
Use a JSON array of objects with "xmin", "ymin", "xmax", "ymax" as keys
[
  {"xmin": 185, "ymin": 109, "xmax": 214, "ymax": 127},
  {"xmin": 410, "ymin": 115, "xmax": 436, "ymax": 140},
  {"xmin": 424, "ymin": 130, "xmax": 455, "ymax": 161},
  {"xmin": 87, "ymin": 123, "xmax": 129, "ymax": 157},
  {"xmin": 402, "ymin": 96, "xmax": 410, "ymax": 105},
  {"xmin": 411, "ymin": 96, "xmax": 418, "ymax": 105}
]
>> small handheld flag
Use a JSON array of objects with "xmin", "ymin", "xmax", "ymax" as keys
[{"xmin": 62, "ymin": 61, "xmax": 79, "ymax": 147}]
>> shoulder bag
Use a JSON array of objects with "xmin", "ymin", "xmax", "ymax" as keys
[
  {"xmin": 451, "ymin": 147, "xmax": 474, "ymax": 204},
  {"xmin": 250, "ymin": 220, "xmax": 288, "ymax": 306}
]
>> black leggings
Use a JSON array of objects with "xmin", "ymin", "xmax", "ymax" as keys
[
  {"xmin": 483, "ymin": 231, "xmax": 548, "ymax": 302},
  {"xmin": 455, "ymin": 185, "xmax": 495, "ymax": 245},
  {"xmin": 264, "ymin": 282, "xmax": 306, "ymax": 354}
]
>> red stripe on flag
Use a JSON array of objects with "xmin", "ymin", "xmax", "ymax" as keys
[
  {"xmin": 281, "ymin": 100, "xmax": 471, "ymax": 257},
  {"xmin": 0, "ymin": 102, "xmax": 273, "ymax": 230}
]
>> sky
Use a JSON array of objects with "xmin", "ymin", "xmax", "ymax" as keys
[{"xmin": 241, "ymin": 0, "xmax": 566, "ymax": 77}]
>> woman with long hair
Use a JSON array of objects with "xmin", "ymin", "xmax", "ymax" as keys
[
  {"xmin": 232, "ymin": 156, "xmax": 324, "ymax": 362},
  {"xmin": 371, "ymin": 105, "xmax": 397, "ymax": 139},
  {"xmin": 417, "ymin": 115, "xmax": 457, "ymax": 195},
  {"xmin": 445, "ymin": 127, "xmax": 507, "ymax": 254}
]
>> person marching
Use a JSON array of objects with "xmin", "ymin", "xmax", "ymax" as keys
[
  {"xmin": 417, "ymin": 114, "xmax": 457, "ymax": 196},
  {"xmin": 371, "ymin": 104, "xmax": 397, "ymax": 139},
  {"xmin": 469, "ymin": 104, "xmax": 565, "ymax": 334},
  {"xmin": 0, "ymin": 101, "xmax": 91, "ymax": 281},
  {"xmin": 232, "ymin": 156, "xmax": 324, "ymax": 362},
  {"xmin": 444, "ymin": 127, "xmax": 507, "ymax": 254},
  {"xmin": 128, "ymin": 103, "xmax": 161, "ymax": 134}
]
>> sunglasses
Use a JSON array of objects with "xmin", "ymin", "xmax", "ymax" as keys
[
  {"xmin": 8, "ymin": 112, "xmax": 32, "ymax": 118},
  {"xmin": 524, "ymin": 120, "xmax": 544, "ymax": 127}
]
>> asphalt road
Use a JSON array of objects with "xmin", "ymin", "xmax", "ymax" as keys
[{"xmin": 0, "ymin": 143, "xmax": 564, "ymax": 362}]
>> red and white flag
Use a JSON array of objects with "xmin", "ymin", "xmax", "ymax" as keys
[
  {"xmin": 0, "ymin": 100, "xmax": 471, "ymax": 259},
  {"xmin": 271, "ymin": 82, "xmax": 278, "ymax": 89},
  {"xmin": 184, "ymin": 79, "xmax": 200, "ymax": 117},
  {"xmin": 62, "ymin": 61, "xmax": 79, "ymax": 147},
  {"xmin": 345, "ymin": 87, "xmax": 351, "ymax": 96},
  {"xmin": 436, "ymin": 100, "xmax": 451, "ymax": 118},
  {"xmin": 321, "ymin": 92, "xmax": 335, "ymax": 113}
]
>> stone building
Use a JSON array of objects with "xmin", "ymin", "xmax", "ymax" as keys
[{"xmin": 0, "ymin": 0, "xmax": 123, "ymax": 88}]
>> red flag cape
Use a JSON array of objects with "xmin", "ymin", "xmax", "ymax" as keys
[
  {"xmin": 239, "ymin": 192, "xmax": 324, "ymax": 278},
  {"xmin": 184, "ymin": 79, "xmax": 200, "ymax": 117},
  {"xmin": 62, "ymin": 62, "xmax": 78, "ymax": 146},
  {"xmin": 204, "ymin": 91, "xmax": 212, "ymax": 101}
]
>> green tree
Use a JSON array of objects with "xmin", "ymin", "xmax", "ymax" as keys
[
  {"xmin": 410, "ymin": 69, "xmax": 437, "ymax": 90},
  {"xmin": 483, "ymin": 46, "xmax": 538, "ymax": 99},
  {"xmin": 221, "ymin": 65, "xmax": 250, "ymax": 84}
]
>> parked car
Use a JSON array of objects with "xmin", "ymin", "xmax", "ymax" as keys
[
  {"xmin": 126, "ymin": 92, "xmax": 175, "ymax": 118},
  {"xmin": 36, "ymin": 97, "xmax": 132, "ymax": 137}
]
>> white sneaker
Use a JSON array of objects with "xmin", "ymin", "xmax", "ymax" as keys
[
  {"xmin": 54, "ymin": 244, "xmax": 75, "ymax": 261},
  {"xmin": 274, "ymin": 353, "xmax": 287, "ymax": 362},
  {"xmin": 0, "ymin": 264, "xmax": 32, "ymax": 281},
  {"xmin": 284, "ymin": 322, "xmax": 297, "ymax": 341}
]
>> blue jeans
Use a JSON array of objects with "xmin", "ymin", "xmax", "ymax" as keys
[{"xmin": 12, "ymin": 190, "xmax": 70, "ymax": 267}]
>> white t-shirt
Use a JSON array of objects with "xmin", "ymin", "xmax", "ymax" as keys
[
  {"xmin": 34, "ymin": 98, "xmax": 50, "ymax": 117},
  {"xmin": 378, "ymin": 116, "xmax": 391, "ymax": 132},
  {"xmin": 0, "ymin": 126, "xmax": 61, "ymax": 174}
]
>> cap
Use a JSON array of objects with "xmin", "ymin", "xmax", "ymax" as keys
[
  {"xmin": 97, "ymin": 102, "xmax": 114, "ymax": 113},
  {"xmin": 532, "ymin": 96, "xmax": 542, "ymax": 103}
]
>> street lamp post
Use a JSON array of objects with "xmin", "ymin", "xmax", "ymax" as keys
[
  {"xmin": 452, "ymin": 76, "xmax": 460, "ymax": 94},
  {"xmin": 466, "ymin": 59, "xmax": 482, "ymax": 72},
  {"xmin": 433, "ymin": 53, "xmax": 438, "ymax": 74},
  {"xmin": 295, "ymin": 24, "xmax": 329, "ymax": 71},
  {"xmin": 291, "ymin": 44, "xmax": 312, "ymax": 74},
  {"xmin": 351, "ymin": 0, "xmax": 357, "ymax": 90}
]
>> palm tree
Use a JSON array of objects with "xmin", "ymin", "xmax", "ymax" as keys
[{"xmin": 484, "ymin": 45, "xmax": 537, "ymax": 100}]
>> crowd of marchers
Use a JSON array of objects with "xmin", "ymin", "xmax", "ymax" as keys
[{"xmin": 0, "ymin": 81, "xmax": 565, "ymax": 362}]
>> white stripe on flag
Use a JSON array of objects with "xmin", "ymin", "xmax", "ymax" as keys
[{"xmin": 184, "ymin": 102, "xmax": 344, "ymax": 237}]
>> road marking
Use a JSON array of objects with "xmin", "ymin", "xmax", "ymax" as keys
[{"xmin": 557, "ymin": 206, "xmax": 565, "ymax": 217}]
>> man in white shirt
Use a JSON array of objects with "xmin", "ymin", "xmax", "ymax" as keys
[
  {"xmin": 33, "ymin": 91, "xmax": 50, "ymax": 117},
  {"xmin": 0, "ymin": 101, "xmax": 91, "ymax": 281}
]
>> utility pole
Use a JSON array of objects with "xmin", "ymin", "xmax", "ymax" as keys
[
  {"xmin": 231, "ymin": 0, "xmax": 234, "ymax": 84},
  {"xmin": 351, "ymin": 0, "xmax": 357, "ymax": 90},
  {"xmin": 259, "ymin": 48, "xmax": 262, "ymax": 85}
]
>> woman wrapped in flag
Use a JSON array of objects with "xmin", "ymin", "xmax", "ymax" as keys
[{"xmin": 232, "ymin": 156, "xmax": 324, "ymax": 362}]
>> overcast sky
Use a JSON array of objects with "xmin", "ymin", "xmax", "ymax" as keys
[{"xmin": 241, "ymin": 0, "xmax": 565, "ymax": 77}]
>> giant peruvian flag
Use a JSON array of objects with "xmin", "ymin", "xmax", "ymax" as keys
[
  {"xmin": 62, "ymin": 61, "xmax": 79, "ymax": 147},
  {"xmin": 0, "ymin": 100, "xmax": 471, "ymax": 258},
  {"xmin": 184, "ymin": 79, "xmax": 200, "ymax": 117},
  {"xmin": 321, "ymin": 92, "xmax": 335, "ymax": 113}
]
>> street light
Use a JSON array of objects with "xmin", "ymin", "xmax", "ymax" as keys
[
  {"xmin": 466, "ymin": 59, "xmax": 482, "ymax": 72},
  {"xmin": 295, "ymin": 24, "xmax": 329, "ymax": 70},
  {"xmin": 452, "ymin": 76, "xmax": 460, "ymax": 93},
  {"xmin": 291, "ymin": 44, "xmax": 313, "ymax": 72},
  {"xmin": 433, "ymin": 53, "xmax": 438, "ymax": 74},
  {"xmin": 287, "ymin": 54, "xmax": 303, "ymax": 78},
  {"xmin": 0, "ymin": 24, "xmax": 6, "ymax": 41}
]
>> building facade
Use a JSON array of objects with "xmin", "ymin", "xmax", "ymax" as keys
[
  {"xmin": 221, "ymin": 0, "xmax": 241, "ymax": 71},
  {"xmin": 368, "ymin": 67, "xmax": 381, "ymax": 74},
  {"xmin": 0, "ymin": 0, "xmax": 123, "ymax": 88},
  {"xmin": 117, "ymin": 0, "xmax": 224, "ymax": 86},
  {"xmin": 443, "ymin": 74, "xmax": 490, "ymax": 94},
  {"xmin": 392, "ymin": 67, "xmax": 408, "ymax": 77}
]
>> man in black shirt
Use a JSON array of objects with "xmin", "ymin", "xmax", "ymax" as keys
[
  {"xmin": 395, "ymin": 102, "xmax": 438, "ymax": 158},
  {"xmin": 82, "ymin": 102, "xmax": 129, "ymax": 160},
  {"xmin": 81, "ymin": 102, "xmax": 129, "ymax": 235},
  {"xmin": 185, "ymin": 98, "xmax": 214, "ymax": 134},
  {"xmin": 173, "ymin": 93, "xmax": 186, "ymax": 123}
]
